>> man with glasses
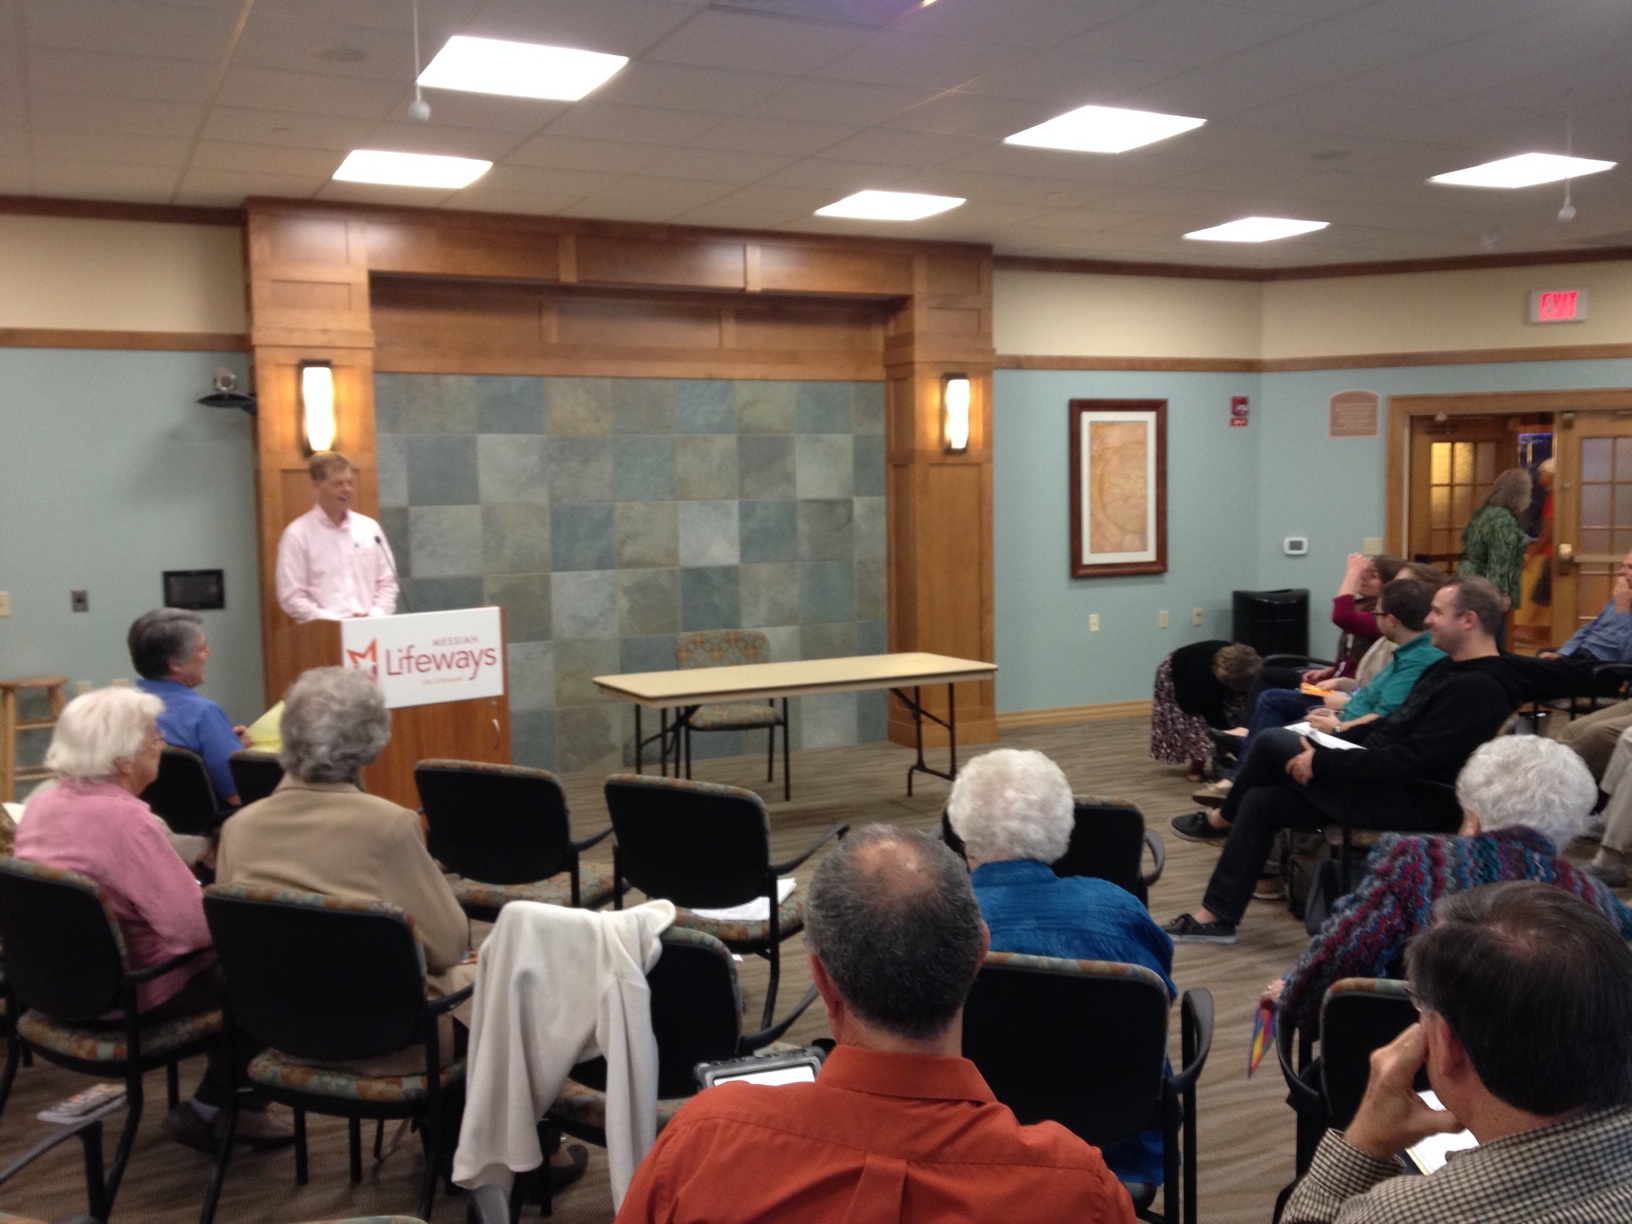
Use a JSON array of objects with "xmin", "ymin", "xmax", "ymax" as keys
[{"xmin": 1284, "ymin": 881, "xmax": 1632, "ymax": 1222}]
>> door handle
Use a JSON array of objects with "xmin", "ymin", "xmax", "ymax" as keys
[{"xmin": 1557, "ymin": 542, "xmax": 1575, "ymax": 568}]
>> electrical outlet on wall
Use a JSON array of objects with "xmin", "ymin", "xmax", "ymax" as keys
[
  {"xmin": 1157, "ymin": 609, "xmax": 1168, "ymax": 628},
  {"xmin": 1192, "ymin": 607, "xmax": 1203, "ymax": 626},
  {"xmin": 70, "ymin": 589, "xmax": 88, "ymax": 613},
  {"xmin": 76, "ymin": 680, "xmax": 92, "ymax": 695},
  {"xmin": 0, "ymin": 591, "xmax": 9, "ymax": 617},
  {"xmin": 1089, "ymin": 614, "xmax": 1100, "ymax": 632},
  {"xmin": 1362, "ymin": 536, "xmax": 1383, "ymax": 554}
]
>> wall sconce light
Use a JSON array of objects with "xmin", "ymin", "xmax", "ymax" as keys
[
  {"xmin": 942, "ymin": 373, "xmax": 971, "ymax": 453},
  {"xmin": 298, "ymin": 361, "xmax": 336, "ymax": 454}
]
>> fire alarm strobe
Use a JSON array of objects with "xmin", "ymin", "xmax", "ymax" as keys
[
  {"xmin": 1284, "ymin": 537, "xmax": 1309, "ymax": 556},
  {"xmin": 1230, "ymin": 395, "xmax": 1249, "ymax": 427}
]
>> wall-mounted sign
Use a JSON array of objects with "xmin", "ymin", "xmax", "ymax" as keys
[
  {"xmin": 1529, "ymin": 288, "xmax": 1587, "ymax": 324},
  {"xmin": 1329, "ymin": 390, "xmax": 1379, "ymax": 438}
]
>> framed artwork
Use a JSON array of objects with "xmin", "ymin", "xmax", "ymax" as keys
[{"xmin": 1069, "ymin": 398, "xmax": 1167, "ymax": 577}]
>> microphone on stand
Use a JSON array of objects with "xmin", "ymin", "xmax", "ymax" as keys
[{"xmin": 376, "ymin": 534, "xmax": 412, "ymax": 613}]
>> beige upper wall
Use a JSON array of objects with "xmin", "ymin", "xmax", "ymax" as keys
[
  {"xmin": 1260, "ymin": 260, "xmax": 1632, "ymax": 359},
  {"xmin": 993, "ymin": 269, "xmax": 1263, "ymax": 359},
  {"xmin": 0, "ymin": 215, "xmax": 246, "ymax": 334}
]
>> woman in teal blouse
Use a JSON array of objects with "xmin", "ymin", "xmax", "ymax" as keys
[{"xmin": 1459, "ymin": 467, "xmax": 1532, "ymax": 609}]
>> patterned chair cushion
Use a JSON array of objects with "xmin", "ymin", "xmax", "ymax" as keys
[
  {"xmin": 605, "ymin": 773, "xmax": 768, "ymax": 813},
  {"xmin": 248, "ymin": 1049, "xmax": 465, "ymax": 1103},
  {"xmin": 17, "ymin": 1006, "xmax": 222, "ymax": 1065},
  {"xmin": 449, "ymin": 864, "xmax": 615, "ymax": 914},
  {"xmin": 292, "ymin": 1218, "xmax": 428, "ymax": 1223},
  {"xmin": 672, "ymin": 887, "xmax": 803, "ymax": 948},
  {"xmin": 419, "ymin": 758, "xmax": 560, "ymax": 784},
  {"xmin": 981, "ymin": 950, "xmax": 1170, "ymax": 993},
  {"xmin": 689, "ymin": 702, "xmax": 783, "ymax": 731},
  {"xmin": 675, "ymin": 630, "xmax": 769, "ymax": 669}
]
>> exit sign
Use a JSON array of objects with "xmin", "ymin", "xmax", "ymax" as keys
[{"xmin": 1529, "ymin": 288, "xmax": 1587, "ymax": 324}]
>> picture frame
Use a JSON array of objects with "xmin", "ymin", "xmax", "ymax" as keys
[{"xmin": 1068, "ymin": 398, "xmax": 1167, "ymax": 578}]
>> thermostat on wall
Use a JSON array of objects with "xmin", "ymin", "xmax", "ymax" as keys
[{"xmin": 1283, "ymin": 537, "xmax": 1309, "ymax": 556}]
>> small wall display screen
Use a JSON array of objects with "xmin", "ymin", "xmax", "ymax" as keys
[{"xmin": 163, "ymin": 569, "xmax": 225, "ymax": 610}]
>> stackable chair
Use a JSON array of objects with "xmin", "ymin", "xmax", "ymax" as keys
[
  {"xmin": 1273, "ymin": 977, "xmax": 1417, "ymax": 1220},
  {"xmin": 415, "ymin": 760, "xmax": 613, "ymax": 919},
  {"xmin": 962, "ymin": 952, "xmax": 1214, "ymax": 1224},
  {"xmin": 0, "ymin": 1110, "xmax": 108, "ymax": 1222},
  {"xmin": 941, "ymin": 796, "xmax": 1165, "ymax": 906},
  {"xmin": 0, "ymin": 859, "xmax": 221, "ymax": 1216},
  {"xmin": 605, "ymin": 774, "xmax": 845, "ymax": 1027},
  {"xmin": 200, "ymin": 885, "xmax": 472, "ymax": 1224},
  {"xmin": 673, "ymin": 630, "xmax": 790, "ymax": 801},
  {"xmin": 140, "ymin": 746, "xmax": 232, "ymax": 836},
  {"xmin": 227, "ymin": 750, "xmax": 284, "ymax": 806}
]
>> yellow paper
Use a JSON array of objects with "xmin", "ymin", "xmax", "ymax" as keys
[{"xmin": 244, "ymin": 701, "xmax": 284, "ymax": 751}]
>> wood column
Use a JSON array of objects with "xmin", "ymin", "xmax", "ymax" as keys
[
  {"xmin": 885, "ymin": 252, "xmax": 998, "ymax": 748},
  {"xmin": 245, "ymin": 206, "xmax": 377, "ymax": 706}
]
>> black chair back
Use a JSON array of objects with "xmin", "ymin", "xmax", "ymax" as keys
[
  {"xmin": 0, "ymin": 860, "xmax": 125, "ymax": 1021},
  {"xmin": 943, "ymin": 799, "xmax": 1154, "ymax": 903},
  {"xmin": 1319, "ymin": 980, "xmax": 1418, "ymax": 1130},
  {"xmin": 416, "ymin": 760, "xmax": 573, "ymax": 885},
  {"xmin": 141, "ymin": 746, "xmax": 226, "ymax": 835},
  {"xmin": 605, "ymin": 776, "xmax": 769, "ymax": 909},
  {"xmin": 203, "ymin": 886, "xmax": 427, "ymax": 1063},
  {"xmin": 963, "ymin": 953, "xmax": 1168, "ymax": 1144},
  {"xmin": 228, "ymin": 750, "xmax": 284, "ymax": 805}
]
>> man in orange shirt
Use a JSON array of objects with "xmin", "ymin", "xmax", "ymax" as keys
[{"xmin": 615, "ymin": 825, "xmax": 1135, "ymax": 1224}]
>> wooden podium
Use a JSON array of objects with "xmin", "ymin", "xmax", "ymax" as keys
[{"xmin": 273, "ymin": 617, "xmax": 511, "ymax": 809}]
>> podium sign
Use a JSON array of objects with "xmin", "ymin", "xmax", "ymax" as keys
[{"xmin": 340, "ymin": 607, "xmax": 506, "ymax": 710}]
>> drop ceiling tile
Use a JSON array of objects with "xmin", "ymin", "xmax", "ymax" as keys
[
  {"xmin": 25, "ymin": 92, "xmax": 203, "ymax": 139},
  {"xmin": 544, "ymin": 102, "xmax": 719, "ymax": 146},
  {"xmin": 695, "ymin": 181, "xmax": 841, "ymax": 214},
  {"xmin": 478, "ymin": 163, "xmax": 624, "ymax": 197},
  {"xmin": 955, "ymin": 48, "xmax": 1185, "ymax": 106},
  {"xmin": 643, "ymin": 9, "xmax": 871, "ymax": 74},
  {"xmin": 1345, "ymin": 98, "xmax": 1555, "ymax": 145},
  {"xmin": 0, "ymin": 125, "xmax": 22, "ymax": 159},
  {"xmin": 188, "ymin": 141, "xmax": 347, "ymax": 176},
  {"xmin": 815, "ymin": 31, "xmax": 1035, "ymax": 91},
  {"xmin": 880, "ymin": 92, "xmax": 1060, "ymax": 141},
  {"xmin": 756, "ymin": 78, "xmax": 938, "ymax": 127},
  {"xmin": 900, "ymin": 0, "xmax": 1145, "ymax": 50},
  {"xmin": 1077, "ymin": 1, "xmax": 1311, "ymax": 68},
  {"xmin": 317, "ymin": 179, "xmax": 461, "ymax": 206},
  {"xmin": 26, "ymin": 50, "xmax": 219, "ymax": 104},
  {"xmin": 28, "ymin": 128, "xmax": 191, "ymax": 168},
  {"xmin": 440, "ymin": 186, "xmax": 587, "ymax": 216},
  {"xmin": 1347, "ymin": 0, "xmax": 1583, "ymax": 41},
  {"xmin": 360, "ymin": 121, "xmax": 526, "ymax": 162},
  {"xmin": 28, "ymin": 157, "xmax": 179, "ymax": 198},
  {"xmin": 1231, "ymin": 83, "xmax": 1421, "ymax": 134},
  {"xmin": 753, "ymin": 155, "xmax": 941, "ymax": 194},
  {"xmin": 199, "ymin": 107, "xmax": 378, "ymax": 151},
  {"xmin": 637, "ymin": 145, "xmax": 795, "ymax": 182},
  {"xmin": 688, "ymin": 115, "xmax": 856, "ymax": 157},
  {"xmin": 577, "ymin": 174, "xmax": 733, "ymax": 212},
  {"xmin": 942, "ymin": 143, "xmax": 1214, "ymax": 188},
  {"xmin": 250, "ymin": 0, "xmax": 486, "ymax": 33},
  {"xmin": 505, "ymin": 133, "xmax": 669, "ymax": 175},
  {"xmin": 589, "ymin": 61, "xmax": 792, "ymax": 115},
  {"xmin": 818, "ymin": 128, "xmax": 990, "ymax": 169},
  {"xmin": 1357, "ymin": 40, "xmax": 1579, "ymax": 104},
  {"xmin": 0, "ymin": 158, "xmax": 31, "ymax": 192},
  {"xmin": 176, "ymin": 166, "xmax": 328, "ymax": 202},
  {"xmin": 24, "ymin": 0, "xmax": 243, "ymax": 63},
  {"xmin": 670, "ymin": 201, "xmax": 809, "ymax": 230},
  {"xmin": 1006, "ymin": 205, "xmax": 1157, "ymax": 233},
  {"xmin": 395, "ymin": 91, "xmax": 567, "ymax": 135},
  {"xmin": 233, "ymin": 13, "xmax": 419, "ymax": 83},
  {"xmin": 467, "ymin": 0, "xmax": 698, "ymax": 56},
  {"xmin": 216, "ymin": 67, "xmax": 405, "ymax": 120}
]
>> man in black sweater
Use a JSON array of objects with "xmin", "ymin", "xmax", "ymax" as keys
[{"xmin": 1162, "ymin": 576, "xmax": 1517, "ymax": 945}]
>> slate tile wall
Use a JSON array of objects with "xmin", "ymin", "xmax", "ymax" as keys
[{"xmin": 376, "ymin": 374, "xmax": 888, "ymax": 774}]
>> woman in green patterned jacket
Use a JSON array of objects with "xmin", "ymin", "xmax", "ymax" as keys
[{"xmin": 1459, "ymin": 467, "xmax": 1532, "ymax": 610}]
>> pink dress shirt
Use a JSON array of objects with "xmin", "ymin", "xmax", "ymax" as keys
[
  {"xmin": 15, "ymin": 780, "xmax": 213, "ymax": 1012},
  {"xmin": 275, "ymin": 505, "xmax": 400, "ymax": 623}
]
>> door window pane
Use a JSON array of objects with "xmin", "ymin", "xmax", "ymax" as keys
[
  {"xmin": 1583, "ymin": 483, "xmax": 1612, "ymax": 528},
  {"xmin": 1430, "ymin": 486, "xmax": 1450, "ymax": 528},
  {"xmin": 1474, "ymin": 443, "xmax": 1497, "ymax": 484},
  {"xmin": 1452, "ymin": 443, "xmax": 1473, "ymax": 484},
  {"xmin": 1430, "ymin": 442, "xmax": 1451, "ymax": 485},
  {"xmin": 1584, "ymin": 438, "xmax": 1613, "ymax": 483}
]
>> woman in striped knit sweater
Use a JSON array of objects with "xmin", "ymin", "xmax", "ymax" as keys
[{"xmin": 1271, "ymin": 734, "xmax": 1632, "ymax": 1033}]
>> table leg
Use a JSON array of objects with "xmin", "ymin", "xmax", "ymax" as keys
[
  {"xmin": 660, "ymin": 708, "xmax": 670, "ymax": 776},
  {"xmin": 634, "ymin": 705, "xmax": 643, "ymax": 775},
  {"xmin": 892, "ymin": 684, "xmax": 963, "ymax": 796},
  {"xmin": 948, "ymin": 682, "xmax": 957, "ymax": 778}
]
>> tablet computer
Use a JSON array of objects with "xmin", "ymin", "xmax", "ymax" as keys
[
  {"xmin": 694, "ymin": 1048, "xmax": 824, "ymax": 1090},
  {"xmin": 1403, "ymin": 1090, "xmax": 1478, "ymax": 1174}
]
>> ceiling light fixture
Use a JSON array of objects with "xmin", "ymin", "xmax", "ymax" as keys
[
  {"xmin": 1429, "ymin": 152, "xmax": 1615, "ymax": 189},
  {"xmin": 333, "ymin": 149, "xmax": 492, "ymax": 189},
  {"xmin": 1004, "ymin": 104, "xmax": 1205, "ymax": 154},
  {"xmin": 417, "ymin": 35, "xmax": 628, "ymax": 101},
  {"xmin": 1184, "ymin": 216, "xmax": 1328, "ymax": 243},
  {"xmin": 815, "ymin": 190, "xmax": 964, "ymax": 221}
]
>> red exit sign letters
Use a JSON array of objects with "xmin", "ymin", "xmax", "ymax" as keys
[{"xmin": 1529, "ymin": 288, "xmax": 1587, "ymax": 324}]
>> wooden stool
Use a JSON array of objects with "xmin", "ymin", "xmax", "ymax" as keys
[{"xmin": 1, "ymin": 676, "xmax": 68, "ymax": 802}]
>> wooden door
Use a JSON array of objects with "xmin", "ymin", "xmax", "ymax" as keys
[
  {"xmin": 1551, "ymin": 412, "xmax": 1632, "ymax": 646},
  {"xmin": 1407, "ymin": 416, "xmax": 1511, "ymax": 573}
]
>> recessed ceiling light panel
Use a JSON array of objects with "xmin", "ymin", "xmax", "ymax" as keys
[
  {"xmin": 1004, "ymin": 104, "xmax": 1205, "ymax": 154},
  {"xmin": 1184, "ymin": 216, "xmax": 1328, "ymax": 243},
  {"xmin": 1429, "ymin": 152, "xmax": 1616, "ymax": 189},
  {"xmin": 417, "ymin": 35, "xmax": 628, "ymax": 102},
  {"xmin": 815, "ymin": 190, "xmax": 965, "ymax": 221},
  {"xmin": 332, "ymin": 149, "xmax": 492, "ymax": 189}
]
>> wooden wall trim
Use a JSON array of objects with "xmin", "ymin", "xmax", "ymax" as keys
[
  {"xmin": 373, "ymin": 351, "xmax": 884, "ymax": 381},
  {"xmin": 995, "ymin": 344, "xmax": 1632, "ymax": 375},
  {"xmin": 0, "ymin": 327, "xmax": 248, "ymax": 351},
  {"xmin": 0, "ymin": 194, "xmax": 243, "ymax": 228},
  {"xmin": 995, "ymin": 246, "xmax": 1632, "ymax": 283},
  {"xmin": 996, "ymin": 699, "xmax": 1153, "ymax": 730}
]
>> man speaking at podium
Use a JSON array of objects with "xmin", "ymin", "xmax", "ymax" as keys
[{"xmin": 275, "ymin": 451, "xmax": 400, "ymax": 623}]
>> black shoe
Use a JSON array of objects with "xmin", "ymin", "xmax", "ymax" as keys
[
  {"xmin": 161, "ymin": 1102, "xmax": 216, "ymax": 1155},
  {"xmin": 1170, "ymin": 811, "xmax": 1230, "ymax": 843},
  {"xmin": 1162, "ymin": 913, "xmax": 1238, "ymax": 945},
  {"xmin": 1207, "ymin": 727, "xmax": 1246, "ymax": 759},
  {"xmin": 547, "ymin": 1143, "xmax": 590, "ymax": 1191}
]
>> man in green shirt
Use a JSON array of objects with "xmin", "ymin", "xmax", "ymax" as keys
[{"xmin": 1307, "ymin": 576, "xmax": 1445, "ymax": 736}]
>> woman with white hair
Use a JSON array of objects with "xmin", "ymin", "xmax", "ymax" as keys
[
  {"xmin": 14, "ymin": 686, "xmax": 291, "ymax": 1152},
  {"xmin": 1272, "ymin": 734, "xmax": 1632, "ymax": 1033},
  {"xmin": 947, "ymin": 747, "xmax": 1173, "ymax": 1191}
]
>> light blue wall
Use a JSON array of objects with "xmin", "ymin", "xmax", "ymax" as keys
[
  {"xmin": 0, "ymin": 348, "xmax": 262, "ymax": 725},
  {"xmin": 995, "ymin": 358, "xmax": 1632, "ymax": 712}
]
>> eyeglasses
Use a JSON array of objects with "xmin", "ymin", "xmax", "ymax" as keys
[{"xmin": 1404, "ymin": 982, "xmax": 1429, "ymax": 1014}]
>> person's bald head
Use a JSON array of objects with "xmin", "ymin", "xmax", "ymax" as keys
[{"xmin": 804, "ymin": 825, "xmax": 986, "ymax": 1040}]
